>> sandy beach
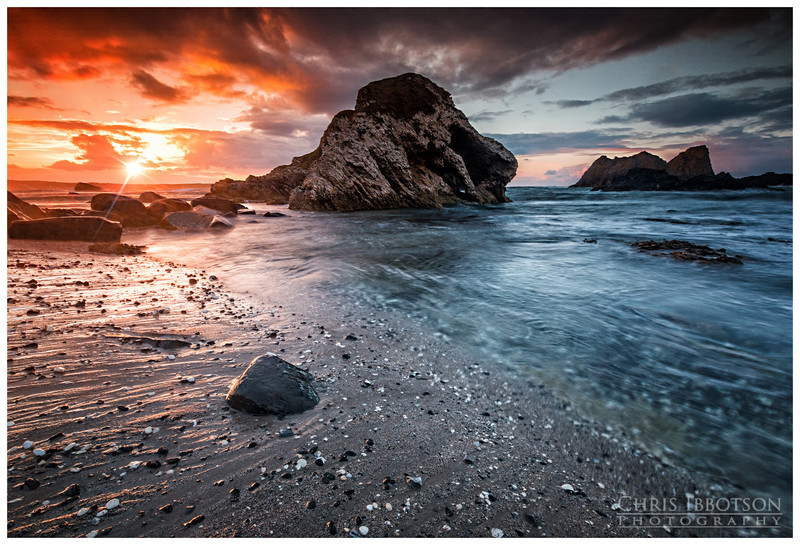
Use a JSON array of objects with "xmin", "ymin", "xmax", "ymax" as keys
[{"xmin": 6, "ymin": 239, "xmax": 783, "ymax": 538}]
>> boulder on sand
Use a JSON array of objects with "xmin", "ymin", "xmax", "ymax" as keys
[
  {"xmin": 9, "ymin": 216, "xmax": 122, "ymax": 243},
  {"xmin": 226, "ymin": 355, "xmax": 319, "ymax": 416}
]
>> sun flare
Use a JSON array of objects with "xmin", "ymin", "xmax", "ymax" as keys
[{"xmin": 125, "ymin": 160, "xmax": 144, "ymax": 177}]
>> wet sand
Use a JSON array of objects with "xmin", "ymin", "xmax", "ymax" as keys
[{"xmin": 6, "ymin": 240, "xmax": 780, "ymax": 538}]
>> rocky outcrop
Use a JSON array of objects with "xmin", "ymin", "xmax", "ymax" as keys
[
  {"xmin": 572, "ymin": 151, "xmax": 667, "ymax": 188},
  {"xmin": 594, "ymin": 169, "xmax": 791, "ymax": 192},
  {"xmin": 74, "ymin": 182, "xmax": 103, "ymax": 192},
  {"xmin": 9, "ymin": 216, "xmax": 122, "ymax": 243},
  {"xmin": 666, "ymin": 145, "xmax": 714, "ymax": 179},
  {"xmin": 226, "ymin": 355, "xmax": 319, "ymax": 416},
  {"xmin": 208, "ymin": 73, "xmax": 517, "ymax": 211},
  {"xmin": 573, "ymin": 145, "xmax": 790, "ymax": 191},
  {"xmin": 8, "ymin": 191, "xmax": 48, "ymax": 223}
]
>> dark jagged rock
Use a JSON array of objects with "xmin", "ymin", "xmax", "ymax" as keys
[
  {"xmin": 90, "ymin": 193, "xmax": 149, "ymax": 227},
  {"xmin": 139, "ymin": 191, "xmax": 166, "ymax": 203},
  {"xmin": 666, "ymin": 145, "xmax": 714, "ymax": 179},
  {"xmin": 9, "ymin": 216, "xmax": 122, "ymax": 243},
  {"xmin": 189, "ymin": 197, "xmax": 243, "ymax": 216},
  {"xmin": 594, "ymin": 169, "xmax": 791, "ymax": 192},
  {"xmin": 574, "ymin": 145, "xmax": 791, "ymax": 191},
  {"xmin": 633, "ymin": 240, "xmax": 743, "ymax": 264},
  {"xmin": 209, "ymin": 73, "xmax": 517, "ymax": 211},
  {"xmin": 74, "ymin": 182, "xmax": 103, "ymax": 192},
  {"xmin": 226, "ymin": 355, "xmax": 319, "ymax": 416},
  {"xmin": 146, "ymin": 198, "xmax": 192, "ymax": 226},
  {"xmin": 572, "ymin": 151, "xmax": 667, "ymax": 188},
  {"xmin": 162, "ymin": 211, "xmax": 234, "ymax": 231}
]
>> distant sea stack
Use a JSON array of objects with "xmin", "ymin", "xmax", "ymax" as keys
[
  {"xmin": 572, "ymin": 145, "xmax": 791, "ymax": 191},
  {"xmin": 209, "ymin": 73, "xmax": 518, "ymax": 211}
]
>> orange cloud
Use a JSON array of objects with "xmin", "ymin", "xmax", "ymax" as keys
[{"xmin": 49, "ymin": 133, "xmax": 131, "ymax": 171}]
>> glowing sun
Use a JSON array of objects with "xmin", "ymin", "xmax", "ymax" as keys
[{"xmin": 125, "ymin": 160, "xmax": 144, "ymax": 177}]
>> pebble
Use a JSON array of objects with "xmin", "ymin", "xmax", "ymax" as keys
[
  {"xmin": 560, "ymin": 484, "xmax": 575, "ymax": 492},
  {"xmin": 296, "ymin": 459, "xmax": 307, "ymax": 469},
  {"xmin": 359, "ymin": 526, "xmax": 369, "ymax": 536},
  {"xmin": 406, "ymin": 476, "xmax": 422, "ymax": 488},
  {"xmin": 87, "ymin": 530, "xmax": 98, "ymax": 538},
  {"xmin": 54, "ymin": 367, "xmax": 66, "ymax": 374},
  {"xmin": 33, "ymin": 448, "xmax": 46, "ymax": 457},
  {"xmin": 106, "ymin": 498, "xmax": 120, "ymax": 510},
  {"xmin": 144, "ymin": 427, "xmax": 154, "ymax": 435},
  {"xmin": 22, "ymin": 440, "xmax": 34, "ymax": 449},
  {"xmin": 184, "ymin": 514, "xmax": 205, "ymax": 528},
  {"xmin": 491, "ymin": 528, "xmax": 504, "ymax": 538},
  {"xmin": 77, "ymin": 508, "xmax": 89, "ymax": 516},
  {"xmin": 129, "ymin": 461, "xmax": 142, "ymax": 470},
  {"xmin": 306, "ymin": 500, "xmax": 316, "ymax": 510},
  {"xmin": 385, "ymin": 503, "xmax": 392, "ymax": 511}
]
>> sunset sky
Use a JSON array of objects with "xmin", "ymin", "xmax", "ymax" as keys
[{"xmin": 6, "ymin": 7, "xmax": 793, "ymax": 186}]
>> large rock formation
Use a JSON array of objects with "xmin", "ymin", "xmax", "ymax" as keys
[
  {"xmin": 665, "ymin": 145, "xmax": 714, "ymax": 179},
  {"xmin": 571, "ymin": 151, "xmax": 667, "ymax": 188},
  {"xmin": 572, "ymin": 145, "xmax": 790, "ymax": 191},
  {"xmin": 597, "ymin": 169, "xmax": 791, "ymax": 192},
  {"xmin": 208, "ymin": 73, "xmax": 518, "ymax": 211},
  {"xmin": 226, "ymin": 355, "xmax": 319, "ymax": 416},
  {"xmin": 7, "ymin": 191, "xmax": 48, "ymax": 223},
  {"xmin": 90, "ymin": 193, "xmax": 149, "ymax": 227}
]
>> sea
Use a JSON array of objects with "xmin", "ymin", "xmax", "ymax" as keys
[{"xmin": 16, "ymin": 185, "xmax": 793, "ymax": 515}]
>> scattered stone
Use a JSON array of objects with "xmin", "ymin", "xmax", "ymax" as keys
[
  {"xmin": 88, "ymin": 243, "xmax": 146, "ymax": 255},
  {"xmin": 359, "ymin": 526, "xmax": 369, "ymax": 536},
  {"xmin": 491, "ymin": 528, "xmax": 504, "ymax": 538},
  {"xmin": 406, "ymin": 476, "xmax": 422, "ymax": 488},
  {"xmin": 33, "ymin": 448, "xmax": 46, "ymax": 457},
  {"xmin": 160, "ymin": 504, "xmax": 173, "ymax": 513},
  {"xmin": 59, "ymin": 483, "xmax": 81, "ymax": 497},
  {"xmin": 105, "ymin": 499, "xmax": 120, "ymax": 510},
  {"xmin": 22, "ymin": 440, "xmax": 34, "ymax": 450},
  {"xmin": 306, "ymin": 500, "xmax": 316, "ymax": 510},
  {"xmin": 24, "ymin": 478, "xmax": 40, "ymax": 490},
  {"xmin": 183, "ymin": 515, "xmax": 205, "ymax": 528},
  {"xmin": 326, "ymin": 521, "xmax": 337, "ymax": 535},
  {"xmin": 279, "ymin": 428, "xmax": 294, "ymax": 438}
]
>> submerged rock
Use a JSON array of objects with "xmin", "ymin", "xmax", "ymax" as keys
[
  {"xmin": 632, "ymin": 240, "xmax": 743, "ymax": 264},
  {"xmin": 9, "ymin": 216, "xmax": 122, "ymax": 242},
  {"xmin": 74, "ymin": 182, "xmax": 103, "ymax": 192},
  {"xmin": 209, "ymin": 73, "xmax": 517, "ymax": 211},
  {"xmin": 226, "ymin": 355, "xmax": 319, "ymax": 416}
]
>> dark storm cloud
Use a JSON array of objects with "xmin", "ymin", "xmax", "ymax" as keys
[
  {"xmin": 7, "ymin": 7, "xmax": 790, "ymax": 114},
  {"xmin": 486, "ymin": 130, "xmax": 633, "ymax": 156},
  {"xmin": 8, "ymin": 95, "xmax": 59, "ymax": 109},
  {"xmin": 626, "ymin": 87, "xmax": 792, "ymax": 127},
  {"xmin": 551, "ymin": 65, "xmax": 793, "ymax": 110},
  {"xmin": 131, "ymin": 70, "xmax": 192, "ymax": 103}
]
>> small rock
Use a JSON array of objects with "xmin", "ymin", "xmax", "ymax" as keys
[
  {"xmin": 144, "ymin": 427, "xmax": 154, "ymax": 435},
  {"xmin": 296, "ymin": 458, "xmax": 307, "ymax": 469},
  {"xmin": 279, "ymin": 428, "xmax": 294, "ymax": 438},
  {"xmin": 560, "ymin": 484, "xmax": 574, "ymax": 492},
  {"xmin": 406, "ymin": 476, "xmax": 422, "ymax": 488},
  {"xmin": 105, "ymin": 499, "xmax": 120, "ymax": 510},
  {"xmin": 326, "ymin": 521, "xmax": 337, "ymax": 535},
  {"xmin": 78, "ymin": 508, "xmax": 89, "ymax": 516},
  {"xmin": 22, "ymin": 440, "xmax": 34, "ymax": 449},
  {"xmin": 491, "ymin": 528, "xmax": 504, "ymax": 538},
  {"xmin": 24, "ymin": 478, "xmax": 40, "ymax": 490},
  {"xmin": 33, "ymin": 448, "xmax": 46, "ymax": 457},
  {"xmin": 306, "ymin": 500, "xmax": 316, "ymax": 510},
  {"xmin": 160, "ymin": 504, "xmax": 174, "ymax": 513},
  {"xmin": 183, "ymin": 514, "xmax": 205, "ymax": 528}
]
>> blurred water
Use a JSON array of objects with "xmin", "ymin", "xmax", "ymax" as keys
[{"xmin": 120, "ymin": 186, "xmax": 790, "ymax": 504}]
